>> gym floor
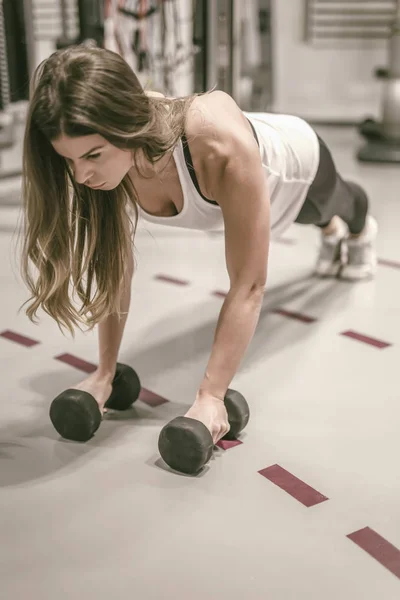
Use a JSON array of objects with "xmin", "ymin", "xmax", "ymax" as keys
[{"xmin": 1, "ymin": 125, "xmax": 400, "ymax": 599}]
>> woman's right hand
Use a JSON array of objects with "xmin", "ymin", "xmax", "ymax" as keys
[{"xmin": 71, "ymin": 370, "xmax": 114, "ymax": 414}]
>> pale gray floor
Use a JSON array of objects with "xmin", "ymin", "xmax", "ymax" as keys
[{"xmin": 1, "ymin": 126, "xmax": 400, "ymax": 599}]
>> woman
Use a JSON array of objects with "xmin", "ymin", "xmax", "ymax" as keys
[{"xmin": 19, "ymin": 45, "xmax": 377, "ymax": 444}]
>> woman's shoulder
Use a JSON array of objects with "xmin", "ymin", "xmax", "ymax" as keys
[
  {"xmin": 180, "ymin": 91, "xmax": 260, "ymax": 199},
  {"xmin": 185, "ymin": 91, "xmax": 258, "ymax": 166},
  {"xmin": 145, "ymin": 88, "xmax": 248, "ymax": 142},
  {"xmin": 187, "ymin": 91, "xmax": 246, "ymax": 138}
]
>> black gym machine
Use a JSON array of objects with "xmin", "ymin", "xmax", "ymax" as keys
[
  {"xmin": 357, "ymin": 0, "xmax": 400, "ymax": 164},
  {"xmin": 56, "ymin": 0, "xmax": 105, "ymax": 49},
  {"xmin": 0, "ymin": 0, "xmax": 34, "ymax": 183}
]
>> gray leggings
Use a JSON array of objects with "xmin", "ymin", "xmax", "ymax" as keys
[{"xmin": 295, "ymin": 134, "xmax": 368, "ymax": 235}]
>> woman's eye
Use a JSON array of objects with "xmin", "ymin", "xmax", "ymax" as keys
[{"xmin": 88, "ymin": 153, "xmax": 101, "ymax": 160}]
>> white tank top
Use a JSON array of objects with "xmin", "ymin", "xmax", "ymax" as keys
[{"xmin": 138, "ymin": 112, "xmax": 320, "ymax": 240}]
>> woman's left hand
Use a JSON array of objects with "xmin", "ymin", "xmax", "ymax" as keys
[{"xmin": 184, "ymin": 392, "xmax": 230, "ymax": 444}]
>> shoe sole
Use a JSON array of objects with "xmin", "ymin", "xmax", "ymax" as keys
[
  {"xmin": 339, "ymin": 269, "xmax": 376, "ymax": 281},
  {"xmin": 315, "ymin": 261, "xmax": 343, "ymax": 277}
]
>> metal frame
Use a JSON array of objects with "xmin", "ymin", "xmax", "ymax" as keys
[
  {"xmin": 0, "ymin": 0, "xmax": 37, "ymax": 191},
  {"xmin": 357, "ymin": 0, "xmax": 400, "ymax": 163}
]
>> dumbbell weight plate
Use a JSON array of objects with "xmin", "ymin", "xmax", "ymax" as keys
[
  {"xmin": 50, "ymin": 363, "xmax": 141, "ymax": 442},
  {"xmin": 158, "ymin": 389, "xmax": 249, "ymax": 475},
  {"xmin": 105, "ymin": 363, "xmax": 141, "ymax": 410}
]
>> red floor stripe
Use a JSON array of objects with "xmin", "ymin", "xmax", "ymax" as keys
[
  {"xmin": 0, "ymin": 330, "xmax": 40, "ymax": 347},
  {"xmin": 139, "ymin": 388, "xmax": 169, "ymax": 407},
  {"xmin": 212, "ymin": 290, "xmax": 228, "ymax": 299},
  {"xmin": 55, "ymin": 354, "xmax": 168, "ymax": 405},
  {"xmin": 258, "ymin": 464, "xmax": 329, "ymax": 507},
  {"xmin": 347, "ymin": 527, "xmax": 400, "ymax": 579},
  {"xmin": 378, "ymin": 258, "xmax": 400, "ymax": 270},
  {"xmin": 272, "ymin": 309, "xmax": 317, "ymax": 324},
  {"xmin": 55, "ymin": 354, "xmax": 97, "ymax": 373},
  {"xmin": 154, "ymin": 275, "xmax": 189, "ymax": 286},
  {"xmin": 216, "ymin": 438, "xmax": 243, "ymax": 450},
  {"xmin": 341, "ymin": 330, "xmax": 391, "ymax": 349}
]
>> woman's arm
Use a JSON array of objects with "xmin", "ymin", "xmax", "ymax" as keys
[
  {"xmin": 94, "ymin": 94, "xmax": 163, "ymax": 379},
  {"xmin": 199, "ymin": 151, "xmax": 270, "ymax": 399},
  {"xmin": 187, "ymin": 92, "xmax": 270, "ymax": 400},
  {"xmin": 96, "ymin": 250, "xmax": 134, "ymax": 381}
]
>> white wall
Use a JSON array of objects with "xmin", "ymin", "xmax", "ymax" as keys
[{"xmin": 271, "ymin": 0, "xmax": 388, "ymax": 121}]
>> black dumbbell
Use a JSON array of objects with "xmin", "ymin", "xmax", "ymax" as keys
[
  {"xmin": 158, "ymin": 389, "xmax": 250, "ymax": 475},
  {"xmin": 49, "ymin": 363, "xmax": 141, "ymax": 442}
]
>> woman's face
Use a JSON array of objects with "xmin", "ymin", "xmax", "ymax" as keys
[{"xmin": 52, "ymin": 133, "xmax": 133, "ymax": 190}]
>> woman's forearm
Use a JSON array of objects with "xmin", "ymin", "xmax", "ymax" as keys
[
  {"xmin": 198, "ymin": 286, "xmax": 264, "ymax": 399},
  {"xmin": 96, "ymin": 273, "xmax": 132, "ymax": 381}
]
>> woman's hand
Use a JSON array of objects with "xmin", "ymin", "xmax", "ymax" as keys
[
  {"xmin": 184, "ymin": 392, "xmax": 230, "ymax": 444},
  {"xmin": 71, "ymin": 370, "xmax": 113, "ymax": 415}
]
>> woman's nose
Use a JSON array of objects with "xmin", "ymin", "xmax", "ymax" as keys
[{"xmin": 74, "ymin": 162, "xmax": 93, "ymax": 185}]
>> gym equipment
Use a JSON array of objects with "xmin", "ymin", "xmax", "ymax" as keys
[
  {"xmin": 0, "ymin": 0, "xmax": 36, "ymax": 192},
  {"xmin": 192, "ymin": 0, "xmax": 273, "ymax": 111},
  {"xmin": 158, "ymin": 389, "xmax": 250, "ymax": 475},
  {"xmin": 358, "ymin": 0, "xmax": 400, "ymax": 163},
  {"xmin": 57, "ymin": 0, "xmax": 105, "ymax": 49},
  {"xmin": 3, "ymin": 0, "xmax": 31, "ymax": 104},
  {"xmin": 0, "ymin": 0, "xmax": 14, "ymax": 150},
  {"xmin": 49, "ymin": 363, "xmax": 141, "ymax": 442}
]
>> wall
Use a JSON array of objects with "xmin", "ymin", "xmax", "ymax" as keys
[{"xmin": 271, "ymin": 0, "xmax": 389, "ymax": 121}]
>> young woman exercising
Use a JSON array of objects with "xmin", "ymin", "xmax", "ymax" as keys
[{"xmin": 20, "ymin": 46, "xmax": 377, "ymax": 447}]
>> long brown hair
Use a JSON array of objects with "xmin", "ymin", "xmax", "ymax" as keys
[{"xmin": 18, "ymin": 45, "xmax": 195, "ymax": 337}]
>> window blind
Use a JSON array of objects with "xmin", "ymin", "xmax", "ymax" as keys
[
  {"xmin": 305, "ymin": 0, "xmax": 397, "ymax": 42},
  {"xmin": 33, "ymin": 0, "xmax": 79, "ymax": 42}
]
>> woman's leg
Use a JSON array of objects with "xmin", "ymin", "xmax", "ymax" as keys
[
  {"xmin": 296, "ymin": 135, "xmax": 369, "ymax": 232},
  {"xmin": 295, "ymin": 135, "xmax": 377, "ymax": 279}
]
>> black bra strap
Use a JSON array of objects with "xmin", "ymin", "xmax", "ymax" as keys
[
  {"xmin": 247, "ymin": 118, "xmax": 259, "ymax": 146},
  {"xmin": 181, "ymin": 117, "xmax": 259, "ymax": 205},
  {"xmin": 181, "ymin": 132, "xmax": 214, "ymax": 203}
]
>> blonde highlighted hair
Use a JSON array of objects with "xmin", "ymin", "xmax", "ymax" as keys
[{"xmin": 19, "ymin": 45, "xmax": 196, "ymax": 336}]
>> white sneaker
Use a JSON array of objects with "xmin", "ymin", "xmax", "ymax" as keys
[
  {"xmin": 315, "ymin": 218, "xmax": 348, "ymax": 277},
  {"xmin": 340, "ymin": 215, "xmax": 378, "ymax": 281}
]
